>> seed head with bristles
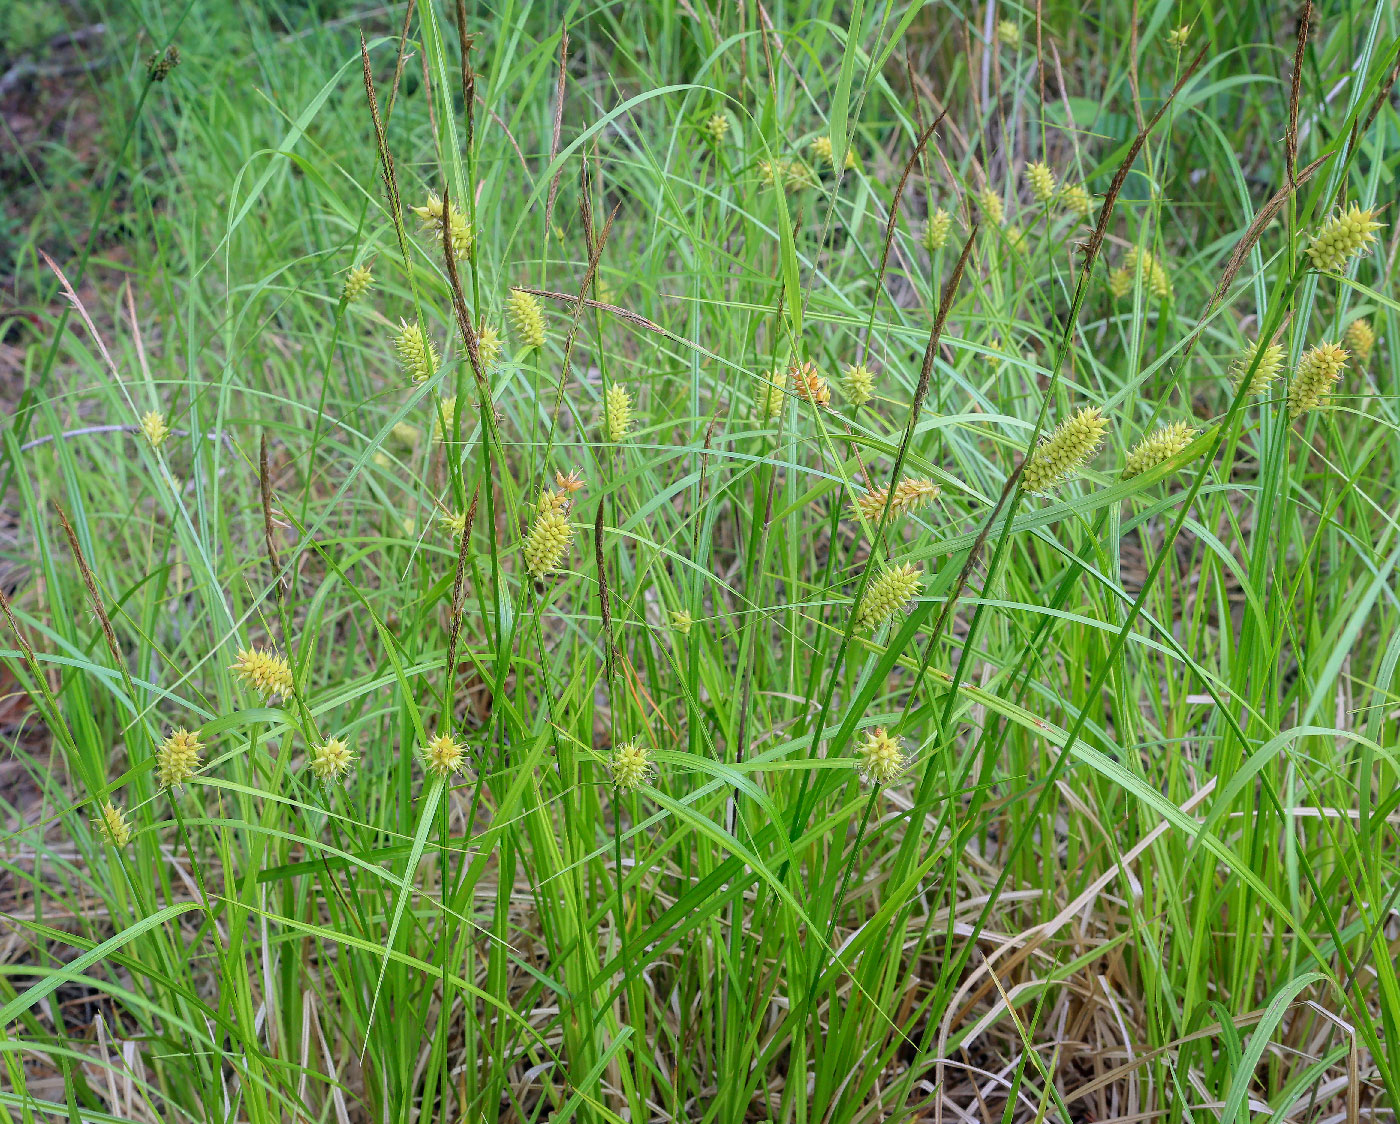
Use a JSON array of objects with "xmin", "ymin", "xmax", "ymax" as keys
[
  {"xmin": 924, "ymin": 207, "xmax": 952, "ymax": 252},
  {"xmin": 1108, "ymin": 267, "xmax": 1133, "ymax": 300},
  {"xmin": 309, "ymin": 737, "xmax": 354, "ymax": 783},
  {"xmin": 1022, "ymin": 407, "xmax": 1108, "ymax": 493},
  {"xmin": 1344, "ymin": 318, "xmax": 1374, "ymax": 367},
  {"xmin": 1306, "ymin": 205, "xmax": 1384, "ymax": 274},
  {"xmin": 810, "ymin": 135, "xmax": 834, "ymax": 166},
  {"xmin": 1288, "ymin": 342, "xmax": 1348, "ymax": 419},
  {"xmin": 1165, "ymin": 23, "xmax": 1191, "ymax": 49},
  {"xmin": 476, "ymin": 322, "xmax": 503, "ymax": 371},
  {"xmin": 790, "ymin": 360, "xmax": 830, "ymax": 408},
  {"xmin": 342, "ymin": 265, "xmax": 374, "ymax": 303},
  {"xmin": 855, "ymin": 727, "xmax": 907, "ymax": 786},
  {"xmin": 855, "ymin": 563, "xmax": 922, "ymax": 631},
  {"xmin": 1122, "ymin": 421, "xmax": 1198, "ymax": 479},
  {"xmin": 840, "ymin": 363, "xmax": 875, "ymax": 407},
  {"xmin": 996, "ymin": 19, "xmax": 1021, "ymax": 47},
  {"xmin": 523, "ymin": 490, "xmax": 573, "ymax": 578},
  {"xmin": 756, "ymin": 368, "xmax": 786, "ymax": 421},
  {"xmin": 140, "ymin": 410, "xmax": 170, "ymax": 448},
  {"xmin": 421, "ymin": 732, "xmax": 467, "ymax": 778},
  {"xmin": 977, "ymin": 187, "xmax": 1005, "ymax": 225},
  {"xmin": 607, "ymin": 739, "xmax": 655, "ymax": 791},
  {"xmin": 395, "ymin": 319, "xmax": 440, "ymax": 384},
  {"xmin": 433, "ymin": 397, "xmax": 458, "ymax": 443},
  {"xmin": 439, "ymin": 509, "xmax": 468, "ymax": 537},
  {"xmin": 605, "ymin": 384, "xmax": 633, "ymax": 442},
  {"xmin": 508, "ymin": 288, "xmax": 546, "ymax": 351},
  {"xmin": 409, "ymin": 192, "xmax": 473, "ymax": 259},
  {"xmin": 230, "ymin": 647, "xmax": 294, "ymax": 699},
  {"xmin": 94, "ymin": 800, "xmax": 132, "ymax": 847},
  {"xmin": 1126, "ymin": 246, "xmax": 1172, "ymax": 300},
  {"xmin": 1232, "ymin": 338, "xmax": 1286, "ymax": 396},
  {"xmin": 852, "ymin": 478, "xmax": 940, "ymax": 524},
  {"xmin": 1026, "ymin": 162, "xmax": 1056, "ymax": 204},
  {"xmin": 555, "ymin": 468, "xmax": 586, "ymax": 497},
  {"xmin": 702, "ymin": 114, "xmax": 729, "ymax": 143},
  {"xmin": 1060, "ymin": 182, "xmax": 1093, "ymax": 219},
  {"xmin": 669, "ymin": 610, "xmax": 693, "ymax": 636},
  {"xmin": 157, "ymin": 728, "xmax": 203, "ymax": 788}
]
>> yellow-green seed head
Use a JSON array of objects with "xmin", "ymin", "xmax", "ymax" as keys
[
  {"xmin": 1108, "ymin": 267, "xmax": 1133, "ymax": 300},
  {"xmin": 853, "ymin": 478, "xmax": 940, "ymax": 524},
  {"xmin": 605, "ymin": 384, "xmax": 633, "ymax": 442},
  {"xmin": 1122, "ymin": 421, "xmax": 1198, "ymax": 479},
  {"xmin": 977, "ymin": 187, "xmax": 1005, "ymax": 226},
  {"xmin": 476, "ymin": 322, "xmax": 503, "ymax": 370},
  {"xmin": 157, "ymin": 728, "xmax": 203, "ymax": 788},
  {"xmin": 1126, "ymin": 246, "xmax": 1172, "ymax": 300},
  {"xmin": 230, "ymin": 647, "xmax": 293, "ymax": 699},
  {"xmin": 1022, "ymin": 406, "xmax": 1108, "ymax": 493},
  {"xmin": 855, "ymin": 727, "xmax": 907, "ymax": 786},
  {"xmin": 607, "ymin": 739, "xmax": 654, "ymax": 791},
  {"xmin": 508, "ymin": 289, "xmax": 546, "ymax": 351},
  {"xmin": 421, "ymin": 732, "xmax": 466, "ymax": 778},
  {"xmin": 1232, "ymin": 339, "xmax": 1286, "ymax": 396},
  {"xmin": 1166, "ymin": 24, "xmax": 1191, "ymax": 49},
  {"xmin": 310, "ymin": 737, "xmax": 354, "ymax": 783},
  {"xmin": 1005, "ymin": 224, "xmax": 1025, "ymax": 248},
  {"xmin": 996, "ymin": 19, "xmax": 1021, "ymax": 47},
  {"xmin": 409, "ymin": 192, "xmax": 473, "ymax": 259},
  {"xmin": 1306, "ymin": 205, "xmax": 1383, "ymax": 274},
  {"xmin": 342, "ymin": 265, "xmax": 374, "ymax": 303},
  {"xmin": 1288, "ymin": 341, "xmax": 1348, "ymax": 419},
  {"xmin": 523, "ymin": 490, "xmax": 573, "ymax": 578},
  {"xmin": 1026, "ymin": 162, "xmax": 1056, "ymax": 204},
  {"xmin": 756, "ymin": 368, "xmax": 787, "ymax": 421},
  {"xmin": 433, "ymin": 396, "xmax": 458, "ymax": 443},
  {"xmin": 439, "ymin": 509, "xmax": 468, "ymax": 537},
  {"xmin": 924, "ymin": 207, "xmax": 953, "ymax": 253},
  {"xmin": 840, "ymin": 363, "xmax": 875, "ymax": 408},
  {"xmin": 395, "ymin": 319, "xmax": 440, "ymax": 384},
  {"xmin": 140, "ymin": 410, "xmax": 170, "ymax": 448},
  {"xmin": 790, "ymin": 359, "xmax": 831, "ymax": 408},
  {"xmin": 669, "ymin": 609, "xmax": 693, "ymax": 636},
  {"xmin": 810, "ymin": 135, "xmax": 834, "ymax": 165},
  {"xmin": 703, "ymin": 114, "xmax": 729, "ymax": 143},
  {"xmin": 1344, "ymin": 318, "xmax": 1374, "ymax": 367},
  {"xmin": 1060, "ymin": 182, "xmax": 1093, "ymax": 220},
  {"xmin": 94, "ymin": 800, "xmax": 131, "ymax": 848},
  {"xmin": 855, "ymin": 562, "xmax": 922, "ymax": 631}
]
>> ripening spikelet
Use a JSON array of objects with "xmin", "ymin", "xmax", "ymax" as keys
[
  {"xmin": 94, "ymin": 800, "xmax": 131, "ymax": 847},
  {"xmin": 1165, "ymin": 24, "xmax": 1191, "ymax": 49},
  {"xmin": 1026, "ymin": 162, "xmax": 1056, "ymax": 204},
  {"xmin": 523, "ymin": 490, "xmax": 572, "ymax": 578},
  {"xmin": 392, "ymin": 421, "xmax": 421, "ymax": 446},
  {"xmin": 1122, "ymin": 421, "xmax": 1198, "ymax": 478},
  {"xmin": 605, "ymin": 384, "xmax": 633, "ymax": 441},
  {"xmin": 840, "ymin": 363, "xmax": 875, "ymax": 407},
  {"xmin": 756, "ymin": 368, "xmax": 786, "ymax": 420},
  {"xmin": 409, "ymin": 192, "xmax": 473, "ymax": 259},
  {"xmin": 508, "ymin": 289, "xmax": 546, "ymax": 351},
  {"xmin": 1060, "ymin": 182, "xmax": 1093, "ymax": 219},
  {"xmin": 810, "ymin": 135, "xmax": 834, "ymax": 166},
  {"xmin": 1005, "ymin": 225, "xmax": 1025, "ymax": 248},
  {"xmin": 855, "ymin": 563, "xmax": 922, "ymax": 630},
  {"xmin": 853, "ymin": 478, "xmax": 940, "ymax": 523},
  {"xmin": 140, "ymin": 410, "xmax": 170, "ymax": 448},
  {"xmin": 555, "ymin": 468, "xmax": 585, "ymax": 497},
  {"xmin": 669, "ymin": 610, "xmax": 693, "ymax": 635},
  {"xmin": 784, "ymin": 159, "xmax": 815, "ymax": 191},
  {"xmin": 977, "ymin": 187, "xmax": 1004, "ymax": 225},
  {"xmin": 396, "ymin": 319, "xmax": 440, "ymax": 384},
  {"xmin": 855, "ymin": 727, "xmax": 906, "ymax": 786},
  {"xmin": 607, "ymin": 739, "xmax": 654, "ymax": 791},
  {"xmin": 790, "ymin": 360, "xmax": 831, "ymax": 408},
  {"xmin": 757, "ymin": 158, "xmax": 781, "ymax": 188},
  {"xmin": 1232, "ymin": 338, "xmax": 1286, "ymax": 395},
  {"xmin": 1022, "ymin": 407, "xmax": 1108, "ymax": 493},
  {"xmin": 996, "ymin": 19, "xmax": 1021, "ymax": 47},
  {"xmin": 433, "ymin": 397, "xmax": 457, "ymax": 442},
  {"xmin": 309, "ymin": 737, "xmax": 354, "ymax": 783},
  {"xmin": 924, "ymin": 207, "xmax": 952, "ymax": 252},
  {"xmin": 230, "ymin": 647, "xmax": 294, "ymax": 699},
  {"xmin": 156, "ymin": 728, "xmax": 202, "ymax": 788},
  {"xmin": 703, "ymin": 114, "xmax": 729, "ymax": 143},
  {"xmin": 476, "ymin": 322, "xmax": 503, "ymax": 370},
  {"xmin": 342, "ymin": 265, "xmax": 373, "ymax": 303},
  {"xmin": 1126, "ymin": 246, "xmax": 1172, "ymax": 300},
  {"xmin": 1288, "ymin": 342, "xmax": 1348, "ymax": 419},
  {"xmin": 421, "ymin": 732, "xmax": 466, "ymax": 778},
  {"xmin": 1345, "ymin": 317, "xmax": 1375, "ymax": 366},
  {"xmin": 438, "ymin": 509, "xmax": 467, "ymax": 537},
  {"xmin": 1306, "ymin": 204, "xmax": 1384, "ymax": 273},
  {"xmin": 1108, "ymin": 267, "xmax": 1133, "ymax": 300}
]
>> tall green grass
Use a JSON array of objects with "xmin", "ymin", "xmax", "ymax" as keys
[{"xmin": 2, "ymin": 1, "xmax": 1399, "ymax": 1122}]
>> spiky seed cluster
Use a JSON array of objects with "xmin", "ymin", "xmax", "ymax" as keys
[
  {"xmin": 1306, "ymin": 205, "xmax": 1384, "ymax": 273},
  {"xmin": 1288, "ymin": 342, "xmax": 1348, "ymax": 419},
  {"xmin": 1022, "ymin": 407, "xmax": 1108, "ymax": 493},
  {"xmin": 790, "ymin": 360, "xmax": 830, "ymax": 408},
  {"xmin": 433, "ymin": 396, "xmax": 458, "ymax": 442},
  {"xmin": 758, "ymin": 158, "xmax": 811, "ymax": 191},
  {"xmin": 840, "ymin": 363, "xmax": 875, "ymax": 408},
  {"xmin": 421, "ymin": 732, "xmax": 466, "ymax": 778},
  {"xmin": 396, "ymin": 319, "xmax": 440, "ymax": 384},
  {"xmin": 810, "ymin": 136, "xmax": 834, "ymax": 165},
  {"xmin": 95, "ymin": 800, "xmax": 131, "ymax": 847},
  {"xmin": 1060, "ymin": 182, "xmax": 1093, "ymax": 219},
  {"xmin": 1345, "ymin": 318, "xmax": 1374, "ymax": 366},
  {"xmin": 924, "ymin": 208, "xmax": 952, "ymax": 252},
  {"xmin": 605, "ymin": 384, "xmax": 633, "ymax": 442},
  {"xmin": 342, "ymin": 265, "xmax": 374, "ymax": 303},
  {"xmin": 140, "ymin": 410, "xmax": 170, "ymax": 448},
  {"xmin": 1166, "ymin": 24, "xmax": 1191, "ymax": 49},
  {"xmin": 146, "ymin": 45, "xmax": 179, "ymax": 81},
  {"xmin": 523, "ymin": 490, "xmax": 573, "ymax": 578},
  {"xmin": 157, "ymin": 728, "xmax": 202, "ymax": 788},
  {"xmin": 409, "ymin": 193, "xmax": 473, "ymax": 259},
  {"xmin": 1026, "ymin": 162, "xmax": 1056, "ymax": 204},
  {"xmin": 1122, "ymin": 421, "xmax": 1198, "ymax": 479},
  {"xmin": 476, "ymin": 322, "xmax": 503, "ymax": 370},
  {"xmin": 607, "ymin": 739, "xmax": 654, "ymax": 791},
  {"xmin": 669, "ymin": 610, "xmax": 693, "ymax": 635},
  {"xmin": 1108, "ymin": 267, "xmax": 1133, "ymax": 300},
  {"xmin": 309, "ymin": 737, "xmax": 354, "ymax": 783},
  {"xmin": 1232, "ymin": 339, "xmax": 1286, "ymax": 395},
  {"xmin": 508, "ymin": 289, "xmax": 546, "ymax": 351},
  {"xmin": 856, "ymin": 563, "xmax": 922, "ymax": 631},
  {"xmin": 1126, "ymin": 247, "xmax": 1172, "ymax": 300},
  {"xmin": 703, "ymin": 114, "xmax": 729, "ymax": 143},
  {"xmin": 977, "ymin": 188, "xmax": 1004, "ymax": 225},
  {"xmin": 439, "ymin": 509, "xmax": 468, "ymax": 537},
  {"xmin": 756, "ymin": 368, "xmax": 786, "ymax": 421},
  {"xmin": 853, "ymin": 479, "xmax": 940, "ymax": 523},
  {"xmin": 856, "ymin": 728, "xmax": 907, "ymax": 786},
  {"xmin": 996, "ymin": 19, "xmax": 1021, "ymax": 47},
  {"xmin": 1005, "ymin": 225, "xmax": 1025, "ymax": 248},
  {"xmin": 555, "ymin": 468, "xmax": 585, "ymax": 497},
  {"xmin": 230, "ymin": 647, "xmax": 294, "ymax": 699}
]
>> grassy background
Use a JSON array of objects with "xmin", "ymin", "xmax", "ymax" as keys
[{"xmin": 2, "ymin": 0, "xmax": 1399, "ymax": 1121}]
